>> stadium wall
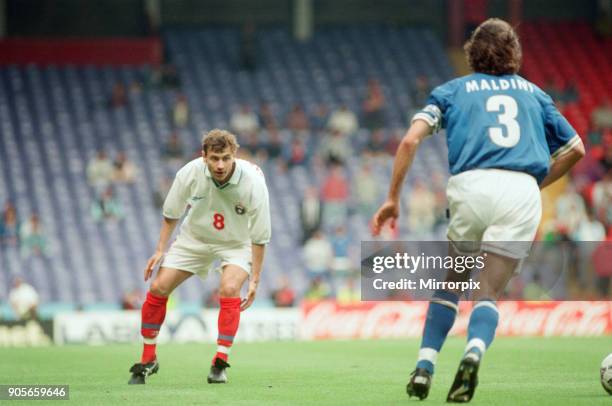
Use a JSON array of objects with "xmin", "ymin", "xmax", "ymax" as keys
[{"xmin": 6, "ymin": 0, "xmax": 149, "ymax": 37}]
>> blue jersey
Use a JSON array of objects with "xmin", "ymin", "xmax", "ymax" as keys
[{"xmin": 413, "ymin": 73, "xmax": 581, "ymax": 183}]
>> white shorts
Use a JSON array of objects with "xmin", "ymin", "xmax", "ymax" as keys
[
  {"xmin": 446, "ymin": 169, "xmax": 542, "ymax": 259},
  {"xmin": 161, "ymin": 231, "xmax": 252, "ymax": 278}
]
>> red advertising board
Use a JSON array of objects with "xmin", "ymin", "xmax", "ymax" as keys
[
  {"xmin": 0, "ymin": 38, "xmax": 162, "ymax": 65},
  {"xmin": 300, "ymin": 301, "xmax": 612, "ymax": 340}
]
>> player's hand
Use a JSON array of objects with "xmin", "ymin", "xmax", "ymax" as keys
[
  {"xmin": 240, "ymin": 279, "xmax": 259, "ymax": 311},
  {"xmin": 371, "ymin": 199, "xmax": 399, "ymax": 236},
  {"xmin": 144, "ymin": 251, "xmax": 164, "ymax": 282}
]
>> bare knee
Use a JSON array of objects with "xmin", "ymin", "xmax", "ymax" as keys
[
  {"xmin": 219, "ymin": 281, "xmax": 242, "ymax": 298},
  {"xmin": 150, "ymin": 279, "xmax": 172, "ymax": 297}
]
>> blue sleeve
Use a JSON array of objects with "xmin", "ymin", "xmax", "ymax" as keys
[
  {"xmin": 411, "ymin": 80, "xmax": 455, "ymax": 133},
  {"xmin": 541, "ymin": 92, "xmax": 581, "ymax": 159}
]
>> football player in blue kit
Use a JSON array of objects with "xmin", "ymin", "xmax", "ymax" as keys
[{"xmin": 372, "ymin": 18, "xmax": 584, "ymax": 402}]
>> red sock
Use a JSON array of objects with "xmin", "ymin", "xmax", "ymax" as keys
[
  {"xmin": 140, "ymin": 291, "xmax": 168, "ymax": 363},
  {"xmin": 213, "ymin": 297, "xmax": 241, "ymax": 364}
]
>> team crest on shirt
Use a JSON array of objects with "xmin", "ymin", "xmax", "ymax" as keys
[{"xmin": 234, "ymin": 203, "xmax": 246, "ymax": 215}]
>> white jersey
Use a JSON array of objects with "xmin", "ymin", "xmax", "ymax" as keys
[{"xmin": 163, "ymin": 158, "xmax": 271, "ymax": 245}]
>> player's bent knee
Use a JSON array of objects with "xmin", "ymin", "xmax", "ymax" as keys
[
  {"xmin": 219, "ymin": 283, "xmax": 241, "ymax": 298},
  {"xmin": 150, "ymin": 280, "xmax": 171, "ymax": 297}
]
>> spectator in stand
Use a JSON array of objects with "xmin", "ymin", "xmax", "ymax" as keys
[
  {"xmin": 0, "ymin": 201, "xmax": 20, "ymax": 247},
  {"xmin": 522, "ymin": 273, "xmax": 550, "ymax": 301},
  {"xmin": 555, "ymin": 182, "xmax": 587, "ymax": 236},
  {"xmin": 264, "ymin": 129, "xmax": 283, "ymax": 161},
  {"xmin": 574, "ymin": 208, "xmax": 607, "ymax": 291},
  {"xmin": 300, "ymin": 186, "xmax": 322, "ymax": 244},
  {"xmin": 592, "ymin": 238, "xmax": 612, "ymax": 298},
  {"xmin": 321, "ymin": 165, "xmax": 350, "ymax": 228},
  {"xmin": 327, "ymin": 104, "xmax": 358, "ymax": 136},
  {"xmin": 121, "ymin": 288, "xmax": 144, "ymax": 310},
  {"xmin": 311, "ymin": 103, "xmax": 330, "ymax": 132},
  {"xmin": 303, "ymin": 230, "xmax": 334, "ymax": 282},
  {"xmin": 109, "ymin": 82, "xmax": 127, "ymax": 109},
  {"xmin": 173, "ymin": 94, "xmax": 189, "ymax": 128},
  {"xmin": 318, "ymin": 129, "xmax": 351, "ymax": 165},
  {"xmin": 408, "ymin": 75, "xmax": 432, "ymax": 120},
  {"xmin": 231, "ymin": 104, "xmax": 259, "ymax": 136},
  {"xmin": 240, "ymin": 132, "xmax": 261, "ymax": 157},
  {"xmin": 543, "ymin": 79, "xmax": 563, "ymax": 104},
  {"xmin": 560, "ymin": 81, "xmax": 578, "ymax": 104},
  {"xmin": 87, "ymin": 150, "xmax": 114, "ymax": 194},
  {"xmin": 19, "ymin": 213, "xmax": 47, "ymax": 258},
  {"xmin": 362, "ymin": 78, "xmax": 385, "ymax": 130},
  {"xmin": 598, "ymin": 135, "xmax": 612, "ymax": 171},
  {"xmin": 286, "ymin": 104, "xmax": 310, "ymax": 133},
  {"xmin": 303, "ymin": 277, "xmax": 332, "ymax": 301},
  {"xmin": 330, "ymin": 226, "xmax": 352, "ymax": 280},
  {"xmin": 592, "ymin": 168, "xmax": 612, "ymax": 227},
  {"xmin": 162, "ymin": 132, "xmax": 185, "ymax": 172},
  {"xmin": 270, "ymin": 276, "xmax": 296, "ymax": 307},
  {"xmin": 113, "ymin": 151, "xmax": 138, "ymax": 184},
  {"xmin": 91, "ymin": 186, "xmax": 123, "ymax": 222},
  {"xmin": 9, "ymin": 277, "xmax": 39, "ymax": 320},
  {"xmin": 259, "ymin": 102, "xmax": 278, "ymax": 131},
  {"xmin": 385, "ymin": 130, "xmax": 402, "ymax": 156},
  {"xmin": 161, "ymin": 65, "xmax": 181, "ymax": 88},
  {"xmin": 411, "ymin": 75, "xmax": 431, "ymax": 107},
  {"xmin": 591, "ymin": 98, "xmax": 612, "ymax": 130},
  {"xmin": 129, "ymin": 80, "xmax": 143, "ymax": 96},
  {"xmin": 574, "ymin": 207, "xmax": 607, "ymax": 242},
  {"xmin": 406, "ymin": 181, "xmax": 436, "ymax": 237},
  {"xmin": 364, "ymin": 129, "xmax": 387, "ymax": 157},
  {"xmin": 336, "ymin": 277, "xmax": 360, "ymax": 304},
  {"xmin": 354, "ymin": 163, "xmax": 379, "ymax": 218},
  {"xmin": 287, "ymin": 137, "xmax": 308, "ymax": 167}
]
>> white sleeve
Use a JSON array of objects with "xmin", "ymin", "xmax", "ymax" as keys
[
  {"xmin": 248, "ymin": 178, "xmax": 272, "ymax": 245},
  {"xmin": 411, "ymin": 104, "xmax": 442, "ymax": 135},
  {"xmin": 162, "ymin": 171, "xmax": 191, "ymax": 219}
]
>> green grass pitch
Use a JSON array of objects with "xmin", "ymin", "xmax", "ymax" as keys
[{"xmin": 1, "ymin": 337, "xmax": 610, "ymax": 405}]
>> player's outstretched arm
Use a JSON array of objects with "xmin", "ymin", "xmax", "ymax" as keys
[
  {"xmin": 144, "ymin": 216, "xmax": 179, "ymax": 281},
  {"xmin": 371, "ymin": 119, "xmax": 431, "ymax": 236},
  {"xmin": 539, "ymin": 140, "xmax": 585, "ymax": 190},
  {"xmin": 241, "ymin": 243, "xmax": 265, "ymax": 311}
]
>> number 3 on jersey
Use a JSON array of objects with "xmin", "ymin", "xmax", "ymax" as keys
[
  {"xmin": 213, "ymin": 213, "xmax": 225, "ymax": 230},
  {"xmin": 486, "ymin": 95, "xmax": 520, "ymax": 148}
]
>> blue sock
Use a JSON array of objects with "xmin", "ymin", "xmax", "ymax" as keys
[
  {"xmin": 465, "ymin": 300, "xmax": 499, "ymax": 360},
  {"xmin": 416, "ymin": 290, "xmax": 459, "ymax": 375}
]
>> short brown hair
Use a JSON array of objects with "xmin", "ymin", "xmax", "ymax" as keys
[
  {"xmin": 464, "ymin": 18, "xmax": 522, "ymax": 76},
  {"xmin": 201, "ymin": 129, "xmax": 240, "ymax": 154}
]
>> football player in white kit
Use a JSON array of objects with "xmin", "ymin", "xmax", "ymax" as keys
[{"xmin": 128, "ymin": 129, "xmax": 271, "ymax": 385}]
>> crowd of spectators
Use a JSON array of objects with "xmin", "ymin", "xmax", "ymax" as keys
[
  {"xmin": 3, "ymin": 50, "xmax": 610, "ymax": 316},
  {"xmin": 86, "ymin": 149, "xmax": 139, "ymax": 223},
  {"xmin": 1, "ymin": 202, "xmax": 48, "ymax": 259},
  {"xmin": 538, "ymin": 85, "xmax": 612, "ymax": 298}
]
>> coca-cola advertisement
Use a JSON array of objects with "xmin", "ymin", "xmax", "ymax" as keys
[{"xmin": 300, "ymin": 301, "xmax": 612, "ymax": 340}]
